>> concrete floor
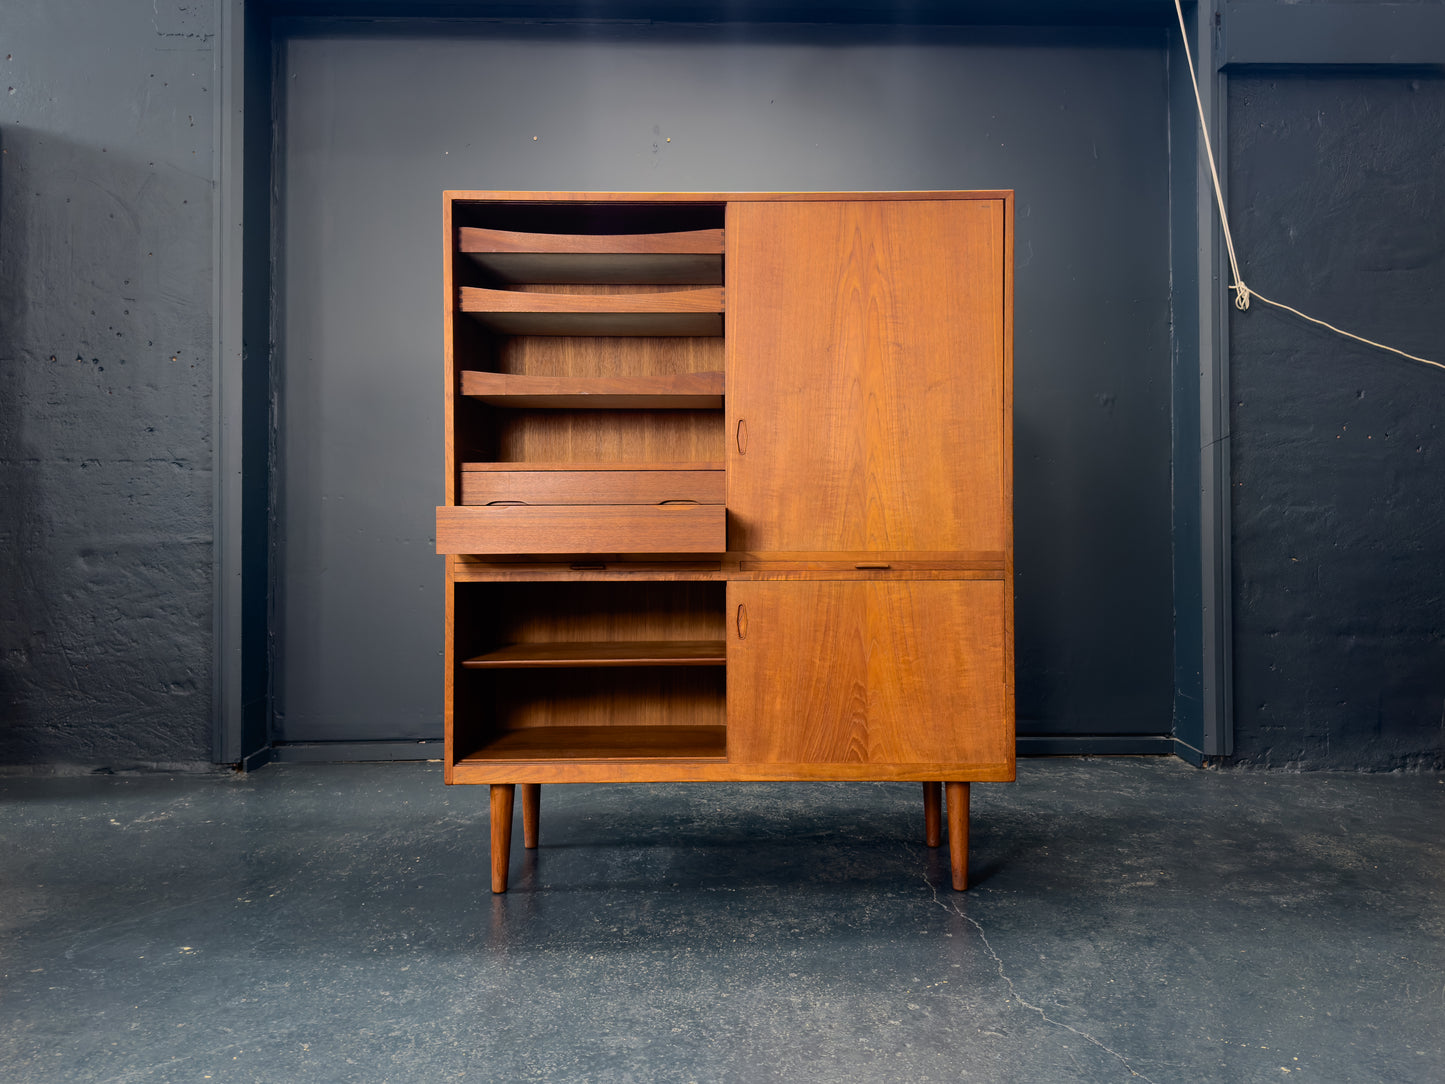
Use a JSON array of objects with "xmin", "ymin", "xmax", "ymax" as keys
[{"xmin": 1, "ymin": 758, "xmax": 1441, "ymax": 1084}]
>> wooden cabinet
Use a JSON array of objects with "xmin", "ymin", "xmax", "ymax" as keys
[{"xmin": 437, "ymin": 191, "xmax": 1014, "ymax": 894}]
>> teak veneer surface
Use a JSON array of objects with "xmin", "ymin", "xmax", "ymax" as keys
[
  {"xmin": 441, "ymin": 190, "xmax": 1014, "ymax": 892},
  {"xmin": 461, "ymin": 286, "xmax": 724, "ymax": 337},
  {"xmin": 460, "ymin": 226, "xmax": 724, "ymax": 254},
  {"xmin": 460, "ymin": 226, "xmax": 724, "ymax": 285},
  {"xmin": 485, "ymin": 410, "xmax": 725, "ymax": 469},
  {"xmin": 461, "ymin": 725, "xmax": 729, "ymax": 762},
  {"xmin": 728, "ymin": 580, "xmax": 1011, "ymax": 768},
  {"xmin": 436, "ymin": 504, "xmax": 725, "ymax": 554},
  {"xmin": 726, "ymin": 199, "xmax": 1006, "ymax": 553}
]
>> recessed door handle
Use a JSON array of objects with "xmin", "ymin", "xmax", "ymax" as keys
[
  {"xmin": 855, "ymin": 563, "xmax": 891, "ymax": 570},
  {"xmin": 736, "ymin": 603, "xmax": 748, "ymax": 640},
  {"xmin": 736, "ymin": 419, "xmax": 748, "ymax": 455}
]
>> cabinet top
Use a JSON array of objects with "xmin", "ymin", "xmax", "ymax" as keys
[{"xmin": 444, "ymin": 190, "xmax": 1012, "ymax": 204}]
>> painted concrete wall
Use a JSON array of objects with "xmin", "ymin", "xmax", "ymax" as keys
[
  {"xmin": 1, "ymin": 5, "xmax": 1441, "ymax": 770},
  {"xmin": 0, "ymin": 1, "xmax": 215, "ymax": 768},
  {"xmin": 1228, "ymin": 73, "xmax": 1445, "ymax": 770}
]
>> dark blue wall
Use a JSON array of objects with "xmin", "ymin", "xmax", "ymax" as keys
[
  {"xmin": 1228, "ymin": 72, "xmax": 1445, "ymax": 770},
  {"xmin": 270, "ymin": 21, "xmax": 1176, "ymax": 748},
  {"xmin": 2, "ymin": 1, "xmax": 1442, "ymax": 771}
]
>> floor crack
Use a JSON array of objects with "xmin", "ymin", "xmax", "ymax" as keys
[{"xmin": 922, "ymin": 870, "xmax": 1161, "ymax": 1084}]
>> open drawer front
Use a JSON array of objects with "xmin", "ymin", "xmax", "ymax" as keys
[{"xmin": 437, "ymin": 503, "xmax": 724, "ymax": 555}]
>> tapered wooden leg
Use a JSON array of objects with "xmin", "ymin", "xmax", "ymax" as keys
[
  {"xmin": 490, "ymin": 784, "xmax": 515, "ymax": 894},
  {"xmin": 923, "ymin": 781, "xmax": 943, "ymax": 848},
  {"xmin": 945, "ymin": 781, "xmax": 970, "ymax": 891},
  {"xmin": 521, "ymin": 783, "xmax": 541, "ymax": 849}
]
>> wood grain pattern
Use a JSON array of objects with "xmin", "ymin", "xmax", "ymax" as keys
[
  {"xmin": 463, "ymin": 640, "xmax": 726, "ymax": 668},
  {"xmin": 497, "ymin": 334, "xmax": 724, "ymax": 378},
  {"xmin": 726, "ymin": 199, "xmax": 1005, "ymax": 553},
  {"xmin": 738, "ymin": 556, "xmax": 1003, "ymax": 571},
  {"xmin": 460, "ymin": 226, "xmax": 723, "ymax": 286},
  {"xmin": 484, "ymin": 668, "xmax": 726, "ymax": 732},
  {"xmin": 461, "ymin": 286, "xmax": 723, "ymax": 313},
  {"xmin": 489, "ymin": 409, "xmax": 725, "ymax": 469},
  {"xmin": 461, "ymin": 285, "xmax": 723, "ymax": 337},
  {"xmin": 449, "ymin": 759, "xmax": 1018, "ymax": 785},
  {"xmin": 436, "ymin": 504, "xmax": 724, "ymax": 555},
  {"xmin": 442, "ymin": 192, "xmax": 1015, "ymax": 887},
  {"xmin": 461, "ymin": 468, "xmax": 723, "ymax": 506},
  {"xmin": 461, "ymin": 581, "xmax": 726, "ymax": 644},
  {"xmin": 462, "ymin": 725, "xmax": 728, "ymax": 761},
  {"xmin": 460, "ymin": 226, "xmax": 724, "ymax": 254},
  {"xmin": 460, "ymin": 370, "xmax": 723, "ymax": 409},
  {"xmin": 727, "ymin": 580, "xmax": 1011, "ymax": 767}
]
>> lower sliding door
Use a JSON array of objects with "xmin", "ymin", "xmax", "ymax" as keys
[{"xmin": 726, "ymin": 579, "xmax": 1013, "ymax": 772}]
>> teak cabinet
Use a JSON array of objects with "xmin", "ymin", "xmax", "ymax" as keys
[{"xmin": 437, "ymin": 191, "xmax": 1014, "ymax": 893}]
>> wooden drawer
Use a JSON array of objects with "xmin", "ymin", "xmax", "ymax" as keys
[
  {"xmin": 460, "ymin": 468, "xmax": 723, "ymax": 506},
  {"xmin": 437, "ymin": 504, "xmax": 725, "ymax": 555}
]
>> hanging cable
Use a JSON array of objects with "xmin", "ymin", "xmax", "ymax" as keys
[{"xmin": 1172, "ymin": 0, "xmax": 1443, "ymax": 372}]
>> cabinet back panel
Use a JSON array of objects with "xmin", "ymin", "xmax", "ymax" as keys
[
  {"xmin": 495, "ymin": 335, "xmax": 724, "ymax": 378},
  {"xmin": 484, "ymin": 669, "xmax": 726, "ymax": 730},
  {"xmin": 460, "ymin": 582, "xmax": 726, "ymax": 646},
  {"xmin": 493, "ymin": 410, "xmax": 725, "ymax": 465}
]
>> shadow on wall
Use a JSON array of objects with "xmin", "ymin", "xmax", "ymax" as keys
[{"xmin": 0, "ymin": 125, "xmax": 214, "ymax": 769}]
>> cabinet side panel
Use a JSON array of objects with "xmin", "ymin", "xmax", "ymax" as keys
[{"xmin": 728, "ymin": 200, "xmax": 1005, "ymax": 553}]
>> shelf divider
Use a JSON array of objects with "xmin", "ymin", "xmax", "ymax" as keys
[
  {"xmin": 460, "ymin": 370, "xmax": 723, "ymax": 409},
  {"xmin": 458, "ymin": 725, "xmax": 728, "ymax": 761},
  {"xmin": 459, "ymin": 286, "xmax": 724, "ymax": 336},
  {"xmin": 459, "ymin": 226, "xmax": 724, "ymax": 285},
  {"xmin": 463, "ymin": 640, "xmax": 726, "ymax": 669}
]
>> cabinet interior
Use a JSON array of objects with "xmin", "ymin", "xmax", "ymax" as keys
[
  {"xmin": 452, "ymin": 200, "xmax": 727, "ymax": 478},
  {"xmin": 452, "ymin": 581, "xmax": 727, "ymax": 763}
]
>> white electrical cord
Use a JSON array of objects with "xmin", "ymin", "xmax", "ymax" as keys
[{"xmin": 1172, "ymin": 0, "xmax": 1444, "ymax": 372}]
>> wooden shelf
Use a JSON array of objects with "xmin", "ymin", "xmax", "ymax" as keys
[
  {"xmin": 460, "ymin": 461, "xmax": 722, "ymax": 472},
  {"xmin": 463, "ymin": 640, "xmax": 726, "ymax": 668},
  {"xmin": 458, "ymin": 724, "xmax": 728, "ymax": 761},
  {"xmin": 460, "ymin": 370, "xmax": 723, "ymax": 409},
  {"xmin": 459, "ymin": 286, "xmax": 724, "ymax": 336},
  {"xmin": 459, "ymin": 226, "xmax": 724, "ymax": 285}
]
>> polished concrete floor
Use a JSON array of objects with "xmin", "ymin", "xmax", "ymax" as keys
[{"xmin": 1, "ymin": 757, "xmax": 1441, "ymax": 1083}]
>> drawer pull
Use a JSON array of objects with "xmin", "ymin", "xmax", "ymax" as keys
[
  {"xmin": 658, "ymin": 499, "xmax": 699, "ymax": 506},
  {"xmin": 486, "ymin": 500, "xmax": 528, "ymax": 506},
  {"xmin": 569, "ymin": 562, "xmax": 607, "ymax": 571},
  {"xmin": 736, "ymin": 603, "xmax": 748, "ymax": 640},
  {"xmin": 855, "ymin": 563, "xmax": 892, "ymax": 570},
  {"xmin": 736, "ymin": 418, "xmax": 748, "ymax": 455}
]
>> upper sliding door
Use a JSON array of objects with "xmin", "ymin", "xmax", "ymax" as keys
[{"xmin": 725, "ymin": 198, "xmax": 1007, "ymax": 555}]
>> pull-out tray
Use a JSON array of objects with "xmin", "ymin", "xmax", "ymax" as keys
[{"xmin": 437, "ymin": 504, "xmax": 724, "ymax": 555}]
